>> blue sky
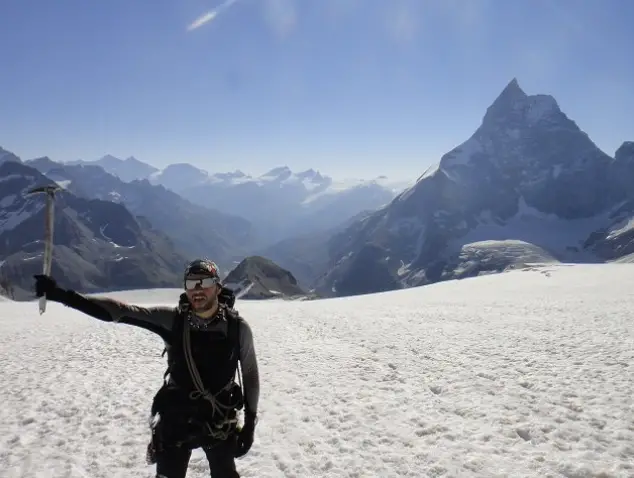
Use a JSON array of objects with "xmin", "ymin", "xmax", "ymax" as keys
[{"xmin": 1, "ymin": 0, "xmax": 633, "ymax": 180}]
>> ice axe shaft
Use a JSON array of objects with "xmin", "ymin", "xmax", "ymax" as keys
[{"xmin": 27, "ymin": 184, "xmax": 61, "ymax": 314}]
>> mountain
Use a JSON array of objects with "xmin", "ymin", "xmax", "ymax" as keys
[
  {"xmin": 146, "ymin": 162, "xmax": 214, "ymax": 193},
  {"xmin": 0, "ymin": 158, "xmax": 187, "ymax": 300},
  {"xmin": 584, "ymin": 141, "xmax": 634, "ymax": 261},
  {"xmin": 0, "ymin": 146, "xmax": 21, "ymax": 165},
  {"xmin": 169, "ymin": 168, "xmax": 409, "ymax": 245},
  {"xmin": 68, "ymin": 155, "xmax": 159, "ymax": 182},
  {"xmin": 223, "ymin": 256, "xmax": 308, "ymax": 299},
  {"xmin": 74, "ymin": 156, "xmax": 410, "ymax": 246},
  {"xmin": 255, "ymin": 209, "xmax": 375, "ymax": 289},
  {"xmin": 25, "ymin": 157, "xmax": 254, "ymax": 272},
  {"xmin": 315, "ymin": 78, "xmax": 634, "ymax": 297}
]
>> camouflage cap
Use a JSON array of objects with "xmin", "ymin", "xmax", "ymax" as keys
[{"xmin": 183, "ymin": 258, "xmax": 220, "ymax": 279}]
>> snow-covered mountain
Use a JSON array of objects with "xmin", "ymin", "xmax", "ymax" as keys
[
  {"xmin": 315, "ymin": 78, "xmax": 634, "ymax": 297},
  {"xmin": 67, "ymin": 154, "xmax": 159, "ymax": 182},
  {"xmin": 25, "ymin": 157, "xmax": 254, "ymax": 272},
  {"xmin": 71, "ymin": 156, "xmax": 411, "ymax": 245},
  {"xmin": 0, "ymin": 159, "xmax": 187, "ymax": 299},
  {"xmin": 168, "ymin": 166, "xmax": 409, "ymax": 244}
]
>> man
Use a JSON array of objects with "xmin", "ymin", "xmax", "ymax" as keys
[{"xmin": 33, "ymin": 258, "xmax": 259, "ymax": 478}]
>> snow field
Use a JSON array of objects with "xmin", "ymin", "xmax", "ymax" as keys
[{"xmin": 1, "ymin": 263, "xmax": 633, "ymax": 477}]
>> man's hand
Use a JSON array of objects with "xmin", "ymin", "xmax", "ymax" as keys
[
  {"xmin": 235, "ymin": 412, "xmax": 256, "ymax": 458},
  {"xmin": 33, "ymin": 274, "xmax": 58, "ymax": 298}
]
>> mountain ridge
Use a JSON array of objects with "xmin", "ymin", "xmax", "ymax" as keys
[
  {"xmin": 24, "ymin": 157, "xmax": 254, "ymax": 271},
  {"xmin": 56, "ymin": 155, "xmax": 411, "ymax": 246},
  {"xmin": 0, "ymin": 160, "xmax": 187, "ymax": 299}
]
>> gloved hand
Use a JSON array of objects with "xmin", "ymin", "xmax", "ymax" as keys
[
  {"xmin": 235, "ymin": 412, "xmax": 256, "ymax": 458},
  {"xmin": 33, "ymin": 274, "xmax": 65, "ymax": 301}
]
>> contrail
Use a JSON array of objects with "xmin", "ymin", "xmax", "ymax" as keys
[{"xmin": 187, "ymin": 0, "xmax": 239, "ymax": 31}]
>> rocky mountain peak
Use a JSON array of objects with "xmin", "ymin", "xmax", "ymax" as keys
[
  {"xmin": 99, "ymin": 154, "xmax": 121, "ymax": 163},
  {"xmin": 161, "ymin": 162, "xmax": 209, "ymax": 181},
  {"xmin": 483, "ymin": 78, "xmax": 527, "ymax": 118},
  {"xmin": 431, "ymin": 78, "xmax": 614, "ymax": 220},
  {"xmin": 480, "ymin": 78, "xmax": 560, "ymax": 135},
  {"xmin": 26, "ymin": 156, "xmax": 57, "ymax": 168},
  {"xmin": 261, "ymin": 166, "xmax": 293, "ymax": 181},
  {"xmin": 296, "ymin": 168, "xmax": 328, "ymax": 183},
  {"xmin": 615, "ymin": 141, "xmax": 634, "ymax": 162},
  {"xmin": 210, "ymin": 170, "xmax": 248, "ymax": 182},
  {"xmin": 223, "ymin": 255, "xmax": 306, "ymax": 299},
  {"xmin": 316, "ymin": 78, "xmax": 632, "ymax": 298},
  {"xmin": 0, "ymin": 147, "xmax": 21, "ymax": 165}
]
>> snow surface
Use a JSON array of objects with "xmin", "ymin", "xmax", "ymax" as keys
[{"xmin": 1, "ymin": 263, "xmax": 633, "ymax": 477}]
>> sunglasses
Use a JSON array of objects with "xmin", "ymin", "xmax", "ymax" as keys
[{"xmin": 184, "ymin": 277, "xmax": 218, "ymax": 290}]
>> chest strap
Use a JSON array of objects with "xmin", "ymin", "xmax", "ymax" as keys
[{"xmin": 183, "ymin": 317, "xmax": 237, "ymax": 417}]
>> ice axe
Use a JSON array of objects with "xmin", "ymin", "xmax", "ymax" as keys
[{"xmin": 27, "ymin": 184, "xmax": 61, "ymax": 314}]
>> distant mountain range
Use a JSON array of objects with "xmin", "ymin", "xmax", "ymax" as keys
[
  {"xmin": 24, "ymin": 156, "xmax": 253, "ymax": 272},
  {"xmin": 0, "ymin": 145, "xmax": 409, "ymax": 297},
  {"xmin": 3, "ymin": 77, "xmax": 632, "ymax": 300},
  {"xmin": 65, "ymin": 157, "xmax": 411, "ymax": 245}
]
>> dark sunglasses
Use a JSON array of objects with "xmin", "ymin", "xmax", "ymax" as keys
[{"xmin": 184, "ymin": 277, "xmax": 218, "ymax": 290}]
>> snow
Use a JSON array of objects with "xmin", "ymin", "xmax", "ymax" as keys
[
  {"xmin": 459, "ymin": 239, "xmax": 558, "ymax": 265},
  {"xmin": 107, "ymin": 191, "xmax": 121, "ymax": 202},
  {"xmin": 223, "ymin": 279, "xmax": 254, "ymax": 298},
  {"xmin": 54, "ymin": 180, "xmax": 72, "ymax": 189},
  {"xmin": 440, "ymin": 137, "xmax": 484, "ymax": 169},
  {"xmin": 0, "ymin": 194, "xmax": 17, "ymax": 209},
  {"xmin": 607, "ymin": 216, "xmax": 634, "ymax": 240},
  {"xmin": 98, "ymin": 224, "xmax": 135, "ymax": 249},
  {"xmin": 0, "ymin": 174, "xmax": 25, "ymax": 184},
  {"xmin": 526, "ymin": 95, "xmax": 558, "ymax": 124},
  {"xmin": 0, "ymin": 202, "xmax": 43, "ymax": 237},
  {"xmin": 1, "ymin": 263, "xmax": 633, "ymax": 477},
  {"xmin": 451, "ymin": 197, "xmax": 610, "ymax": 262}
]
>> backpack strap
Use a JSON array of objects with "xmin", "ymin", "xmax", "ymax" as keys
[
  {"xmin": 225, "ymin": 307, "xmax": 241, "ymax": 367},
  {"xmin": 160, "ymin": 309, "xmax": 183, "ymax": 383},
  {"xmin": 183, "ymin": 306, "xmax": 242, "ymax": 419}
]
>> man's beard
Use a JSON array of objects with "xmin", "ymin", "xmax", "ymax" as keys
[{"xmin": 190, "ymin": 291, "xmax": 217, "ymax": 313}]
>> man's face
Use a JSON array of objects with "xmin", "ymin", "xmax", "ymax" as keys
[{"xmin": 184, "ymin": 275, "xmax": 220, "ymax": 312}]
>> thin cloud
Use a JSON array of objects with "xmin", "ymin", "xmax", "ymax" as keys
[{"xmin": 187, "ymin": 0, "xmax": 239, "ymax": 31}]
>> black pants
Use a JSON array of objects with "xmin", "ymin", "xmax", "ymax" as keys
[{"xmin": 156, "ymin": 439, "xmax": 240, "ymax": 478}]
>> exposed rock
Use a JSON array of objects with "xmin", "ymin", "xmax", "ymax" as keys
[{"xmin": 223, "ymin": 256, "xmax": 308, "ymax": 300}]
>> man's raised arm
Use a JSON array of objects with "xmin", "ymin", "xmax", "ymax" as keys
[{"xmin": 34, "ymin": 274, "xmax": 175, "ymax": 334}]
